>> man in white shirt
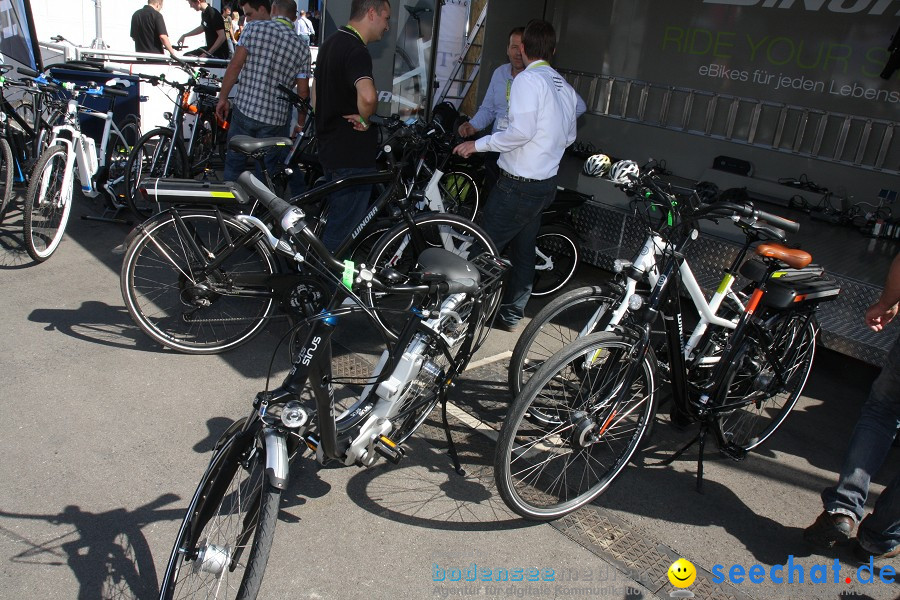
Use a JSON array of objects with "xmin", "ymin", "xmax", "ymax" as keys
[
  {"xmin": 295, "ymin": 10, "xmax": 315, "ymax": 45},
  {"xmin": 454, "ymin": 19, "xmax": 581, "ymax": 331}
]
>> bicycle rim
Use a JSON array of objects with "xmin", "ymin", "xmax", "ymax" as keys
[
  {"xmin": 496, "ymin": 332, "xmax": 656, "ymax": 520},
  {"xmin": 532, "ymin": 229, "xmax": 579, "ymax": 297},
  {"xmin": 24, "ymin": 145, "xmax": 71, "ymax": 261},
  {"xmin": 439, "ymin": 171, "xmax": 479, "ymax": 222},
  {"xmin": 509, "ymin": 285, "xmax": 620, "ymax": 398},
  {"xmin": 121, "ymin": 212, "xmax": 277, "ymax": 354},
  {"xmin": 0, "ymin": 137, "xmax": 13, "ymax": 221},
  {"xmin": 160, "ymin": 425, "xmax": 281, "ymax": 600},
  {"xmin": 714, "ymin": 314, "xmax": 817, "ymax": 451}
]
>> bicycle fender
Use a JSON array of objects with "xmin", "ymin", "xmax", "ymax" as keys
[{"xmin": 264, "ymin": 427, "xmax": 289, "ymax": 489}]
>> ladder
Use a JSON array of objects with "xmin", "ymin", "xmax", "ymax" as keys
[{"xmin": 436, "ymin": 3, "xmax": 488, "ymax": 108}]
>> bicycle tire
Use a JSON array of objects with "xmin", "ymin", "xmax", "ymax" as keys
[
  {"xmin": 364, "ymin": 213, "xmax": 500, "ymax": 339},
  {"xmin": 0, "ymin": 137, "xmax": 14, "ymax": 222},
  {"xmin": 125, "ymin": 127, "xmax": 188, "ymax": 219},
  {"xmin": 188, "ymin": 111, "xmax": 217, "ymax": 174},
  {"xmin": 508, "ymin": 284, "xmax": 622, "ymax": 398},
  {"xmin": 23, "ymin": 144, "xmax": 71, "ymax": 262},
  {"xmin": 121, "ymin": 211, "xmax": 278, "ymax": 354},
  {"xmin": 713, "ymin": 311, "xmax": 817, "ymax": 451},
  {"xmin": 495, "ymin": 331, "xmax": 657, "ymax": 520},
  {"xmin": 438, "ymin": 170, "xmax": 480, "ymax": 222},
  {"xmin": 532, "ymin": 225, "xmax": 580, "ymax": 297},
  {"xmin": 105, "ymin": 117, "xmax": 141, "ymax": 208},
  {"xmin": 159, "ymin": 421, "xmax": 281, "ymax": 600}
]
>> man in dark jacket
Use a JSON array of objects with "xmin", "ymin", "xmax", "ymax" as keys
[{"xmin": 130, "ymin": 0, "xmax": 177, "ymax": 55}]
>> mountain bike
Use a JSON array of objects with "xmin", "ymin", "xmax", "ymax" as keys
[
  {"xmin": 23, "ymin": 79, "xmax": 140, "ymax": 262},
  {"xmin": 156, "ymin": 170, "xmax": 509, "ymax": 599},
  {"xmin": 494, "ymin": 170, "xmax": 841, "ymax": 519},
  {"xmin": 120, "ymin": 130, "xmax": 499, "ymax": 354}
]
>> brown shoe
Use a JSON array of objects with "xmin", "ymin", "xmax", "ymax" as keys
[{"xmin": 803, "ymin": 511, "xmax": 856, "ymax": 548}]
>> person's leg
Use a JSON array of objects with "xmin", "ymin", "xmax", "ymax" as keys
[
  {"xmin": 222, "ymin": 108, "xmax": 251, "ymax": 182},
  {"xmin": 807, "ymin": 337, "xmax": 900, "ymax": 548},
  {"xmin": 320, "ymin": 167, "xmax": 375, "ymax": 254}
]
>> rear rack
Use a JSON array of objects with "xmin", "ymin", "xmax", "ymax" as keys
[{"xmin": 471, "ymin": 253, "xmax": 511, "ymax": 298}]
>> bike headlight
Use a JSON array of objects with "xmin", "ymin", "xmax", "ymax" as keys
[{"xmin": 628, "ymin": 294, "xmax": 644, "ymax": 311}]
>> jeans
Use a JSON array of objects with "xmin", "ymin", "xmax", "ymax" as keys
[
  {"xmin": 478, "ymin": 173, "xmax": 557, "ymax": 326},
  {"xmin": 822, "ymin": 335, "xmax": 900, "ymax": 553},
  {"xmin": 222, "ymin": 107, "xmax": 289, "ymax": 183},
  {"xmin": 320, "ymin": 167, "xmax": 376, "ymax": 254}
]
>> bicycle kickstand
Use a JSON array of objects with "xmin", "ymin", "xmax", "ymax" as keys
[
  {"xmin": 656, "ymin": 421, "xmax": 708, "ymax": 493},
  {"xmin": 440, "ymin": 393, "xmax": 466, "ymax": 477}
]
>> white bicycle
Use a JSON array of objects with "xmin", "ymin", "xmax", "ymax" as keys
[{"xmin": 23, "ymin": 77, "xmax": 139, "ymax": 262}]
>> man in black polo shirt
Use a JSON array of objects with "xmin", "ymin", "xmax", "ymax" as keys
[
  {"xmin": 313, "ymin": 0, "xmax": 391, "ymax": 252},
  {"xmin": 179, "ymin": 0, "xmax": 230, "ymax": 59},
  {"xmin": 130, "ymin": 0, "xmax": 177, "ymax": 55}
]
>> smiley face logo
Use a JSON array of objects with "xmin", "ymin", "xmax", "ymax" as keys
[{"xmin": 667, "ymin": 558, "xmax": 697, "ymax": 588}]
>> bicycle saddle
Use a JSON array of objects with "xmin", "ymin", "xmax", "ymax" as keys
[
  {"xmin": 411, "ymin": 248, "xmax": 480, "ymax": 295},
  {"xmin": 755, "ymin": 243, "xmax": 812, "ymax": 269},
  {"xmin": 229, "ymin": 135, "xmax": 292, "ymax": 155}
]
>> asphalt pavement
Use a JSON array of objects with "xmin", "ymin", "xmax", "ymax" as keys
[{"xmin": 0, "ymin": 190, "xmax": 897, "ymax": 600}]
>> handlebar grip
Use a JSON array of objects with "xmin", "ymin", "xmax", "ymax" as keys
[
  {"xmin": 17, "ymin": 66, "xmax": 38, "ymax": 78},
  {"xmin": 755, "ymin": 208, "xmax": 799, "ymax": 233},
  {"xmin": 103, "ymin": 86, "xmax": 129, "ymax": 97},
  {"xmin": 236, "ymin": 172, "xmax": 293, "ymax": 222}
]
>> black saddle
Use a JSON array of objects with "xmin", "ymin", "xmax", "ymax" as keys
[
  {"xmin": 228, "ymin": 135, "xmax": 292, "ymax": 156},
  {"xmin": 413, "ymin": 248, "xmax": 480, "ymax": 295}
]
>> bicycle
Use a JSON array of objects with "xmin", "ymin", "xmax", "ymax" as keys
[
  {"xmin": 156, "ymin": 170, "xmax": 509, "ymax": 599},
  {"xmin": 23, "ymin": 78, "xmax": 140, "ymax": 262},
  {"xmin": 124, "ymin": 65, "xmax": 227, "ymax": 218},
  {"xmin": 494, "ymin": 169, "xmax": 841, "ymax": 519},
  {"xmin": 120, "ymin": 127, "xmax": 500, "ymax": 354}
]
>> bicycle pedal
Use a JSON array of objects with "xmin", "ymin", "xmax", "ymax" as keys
[
  {"xmin": 374, "ymin": 436, "xmax": 405, "ymax": 464},
  {"xmin": 719, "ymin": 443, "xmax": 747, "ymax": 462}
]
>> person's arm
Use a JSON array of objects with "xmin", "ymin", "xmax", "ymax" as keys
[
  {"xmin": 204, "ymin": 29, "xmax": 226, "ymax": 57},
  {"xmin": 866, "ymin": 252, "xmax": 900, "ymax": 332},
  {"xmin": 575, "ymin": 91, "xmax": 587, "ymax": 119},
  {"xmin": 343, "ymin": 77, "xmax": 376, "ymax": 131},
  {"xmin": 216, "ymin": 45, "xmax": 247, "ymax": 123},
  {"xmin": 474, "ymin": 74, "xmax": 537, "ymax": 153},
  {"xmin": 178, "ymin": 25, "xmax": 204, "ymax": 46},
  {"xmin": 159, "ymin": 34, "xmax": 178, "ymax": 55},
  {"xmin": 460, "ymin": 67, "xmax": 503, "ymax": 136},
  {"xmin": 294, "ymin": 77, "xmax": 310, "ymax": 132}
]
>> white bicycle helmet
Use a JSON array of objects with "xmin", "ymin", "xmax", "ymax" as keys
[
  {"xmin": 582, "ymin": 153, "xmax": 611, "ymax": 177},
  {"xmin": 609, "ymin": 159, "xmax": 640, "ymax": 183}
]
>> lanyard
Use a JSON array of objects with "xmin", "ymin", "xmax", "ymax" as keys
[
  {"xmin": 506, "ymin": 79, "xmax": 512, "ymax": 105},
  {"xmin": 274, "ymin": 16, "xmax": 292, "ymax": 29},
  {"xmin": 528, "ymin": 60, "xmax": 551, "ymax": 69},
  {"xmin": 345, "ymin": 25, "xmax": 365, "ymax": 44}
]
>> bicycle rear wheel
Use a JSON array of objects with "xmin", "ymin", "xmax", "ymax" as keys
[
  {"xmin": 364, "ymin": 213, "xmax": 499, "ymax": 339},
  {"xmin": 439, "ymin": 171, "xmax": 480, "ymax": 222},
  {"xmin": 121, "ymin": 211, "xmax": 278, "ymax": 354},
  {"xmin": 532, "ymin": 226, "xmax": 580, "ymax": 297},
  {"xmin": 126, "ymin": 128, "xmax": 188, "ymax": 219},
  {"xmin": 23, "ymin": 144, "xmax": 71, "ymax": 262},
  {"xmin": 159, "ymin": 421, "xmax": 281, "ymax": 600},
  {"xmin": 0, "ymin": 137, "xmax": 13, "ymax": 222},
  {"xmin": 495, "ymin": 331, "xmax": 657, "ymax": 520},
  {"xmin": 713, "ymin": 311, "xmax": 817, "ymax": 451},
  {"xmin": 508, "ymin": 284, "xmax": 622, "ymax": 398}
]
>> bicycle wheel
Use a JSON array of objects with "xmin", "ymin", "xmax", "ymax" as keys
[
  {"xmin": 23, "ymin": 144, "xmax": 72, "ymax": 262},
  {"xmin": 532, "ymin": 226, "xmax": 579, "ymax": 297},
  {"xmin": 159, "ymin": 421, "xmax": 281, "ymax": 600},
  {"xmin": 121, "ymin": 211, "xmax": 278, "ymax": 354},
  {"xmin": 438, "ymin": 171, "xmax": 480, "ymax": 222},
  {"xmin": 495, "ymin": 331, "xmax": 657, "ymax": 520},
  {"xmin": 713, "ymin": 311, "xmax": 817, "ymax": 451},
  {"xmin": 188, "ymin": 112, "xmax": 217, "ymax": 174},
  {"xmin": 105, "ymin": 118, "xmax": 140, "ymax": 208},
  {"xmin": 0, "ymin": 137, "xmax": 14, "ymax": 222},
  {"xmin": 364, "ymin": 213, "xmax": 499, "ymax": 338},
  {"xmin": 125, "ymin": 128, "xmax": 188, "ymax": 219},
  {"xmin": 509, "ymin": 284, "xmax": 622, "ymax": 398}
]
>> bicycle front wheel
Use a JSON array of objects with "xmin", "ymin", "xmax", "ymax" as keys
[
  {"xmin": 532, "ymin": 226, "xmax": 579, "ymax": 297},
  {"xmin": 364, "ymin": 213, "xmax": 499, "ymax": 338},
  {"xmin": 0, "ymin": 137, "xmax": 14, "ymax": 222},
  {"xmin": 159, "ymin": 421, "xmax": 281, "ymax": 600},
  {"xmin": 495, "ymin": 331, "xmax": 657, "ymax": 520},
  {"xmin": 126, "ymin": 128, "xmax": 188, "ymax": 219},
  {"xmin": 23, "ymin": 144, "xmax": 72, "ymax": 262},
  {"xmin": 508, "ymin": 284, "xmax": 622, "ymax": 398},
  {"xmin": 714, "ymin": 312, "xmax": 817, "ymax": 451},
  {"xmin": 121, "ymin": 211, "xmax": 278, "ymax": 354}
]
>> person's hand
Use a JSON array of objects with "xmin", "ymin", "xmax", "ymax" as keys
[
  {"xmin": 215, "ymin": 97, "xmax": 230, "ymax": 125},
  {"xmin": 457, "ymin": 121, "xmax": 476, "ymax": 138},
  {"xmin": 343, "ymin": 114, "xmax": 369, "ymax": 131},
  {"xmin": 865, "ymin": 301, "xmax": 899, "ymax": 332},
  {"xmin": 177, "ymin": 35, "xmax": 186, "ymax": 46},
  {"xmin": 453, "ymin": 140, "xmax": 477, "ymax": 159}
]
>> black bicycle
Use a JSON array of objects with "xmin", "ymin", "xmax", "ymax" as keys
[
  {"xmin": 494, "ymin": 170, "xmax": 841, "ymax": 519},
  {"xmin": 120, "ymin": 127, "xmax": 500, "ymax": 354},
  {"xmin": 156, "ymin": 170, "xmax": 509, "ymax": 600}
]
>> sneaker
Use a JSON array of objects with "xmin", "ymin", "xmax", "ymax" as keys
[
  {"xmin": 851, "ymin": 538, "xmax": 900, "ymax": 562},
  {"xmin": 493, "ymin": 320, "xmax": 520, "ymax": 333},
  {"xmin": 803, "ymin": 511, "xmax": 856, "ymax": 548}
]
